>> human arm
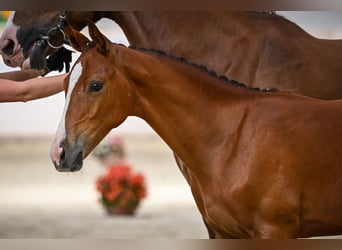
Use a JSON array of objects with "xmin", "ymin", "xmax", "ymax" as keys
[
  {"xmin": 0, "ymin": 73, "xmax": 66, "ymax": 103},
  {"xmin": 0, "ymin": 69, "xmax": 46, "ymax": 81}
]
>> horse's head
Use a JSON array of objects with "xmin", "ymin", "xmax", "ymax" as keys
[
  {"xmin": 50, "ymin": 22, "xmax": 133, "ymax": 172},
  {"xmin": 0, "ymin": 11, "xmax": 72, "ymax": 72}
]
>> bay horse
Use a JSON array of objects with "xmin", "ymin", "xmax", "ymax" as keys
[
  {"xmin": 50, "ymin": 22, "xmax": 342, "ymax": 238},
  {"xmin": 2, "ymin": 11, "xmax": 342, "ymax": 99}
]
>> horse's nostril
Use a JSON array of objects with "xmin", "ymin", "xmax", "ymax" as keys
[
  {"xmin": 54, "ymin": 148, "xmax": 66, "ymax": 172},
  {"xmin": 1, "ymin": 39, "xmax": 15, "ymax": 55},
  {"xmin": 60, "ymin": 148, "xmax": 65, "ymax": 162}
]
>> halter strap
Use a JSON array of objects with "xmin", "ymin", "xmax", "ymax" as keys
[
  {"xmin": 34, "ymin": 11, "xmax": 71, "ymax": 73},
  {"xmin": 57, "ymin": 11, "xmax": 66, "ymax": 30}
]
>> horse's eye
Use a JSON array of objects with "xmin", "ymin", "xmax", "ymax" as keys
[{"xmin": 89, "ymin": 81, "xmax": 103, "ymax": 92}]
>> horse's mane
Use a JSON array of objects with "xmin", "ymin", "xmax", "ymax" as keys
[
  {"xmin": 129, "ymin": 45, "xmax": 277, "ymax": 93},
  {"xmin": 245, "ymin": 11, "xmax": 277, "ymax": 16},
  {"xmin": 244, "ymin": 11, "xmax": 312, "ymax": 37},
  {"xmin": 245, "ymin": 11, "xmax": 282, "ymax": 20}
]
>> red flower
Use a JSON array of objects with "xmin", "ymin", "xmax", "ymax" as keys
[{"xmin": 95, "ymin": 164, "xmax": 147, "ymax": 210}]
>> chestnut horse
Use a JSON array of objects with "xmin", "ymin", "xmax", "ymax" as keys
[
  {"xmin": 50, "ymin": 23, "xmax": 342, "ymax": 238},
  {"xmin": 2, "ymin": 11, "xmax": 321, "ymax": 237},
  {"xmin": 2, "ymin": 11, "xmax": 342, "ymax": 99}
]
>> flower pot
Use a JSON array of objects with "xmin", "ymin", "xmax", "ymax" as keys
[{"xmin": 105, "ymin": 206, "xmax": 137, "ymax": 216}]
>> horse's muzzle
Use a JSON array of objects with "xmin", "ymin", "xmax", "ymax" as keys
[{"xmin": 54, "ymin": 143, "xmax": 83, "ymax": 172}]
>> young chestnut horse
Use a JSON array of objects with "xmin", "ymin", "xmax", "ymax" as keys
[
  {"xmin": 2, "ymin": 11, "xmax": 342, "ymax": 99},
  {"xmin": 50, "ymin": 23, "xmax": 342, "ymax": 239}
]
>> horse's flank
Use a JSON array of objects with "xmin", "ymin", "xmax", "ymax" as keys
[{"xmin": 51, "ymin": 23, "xmax": 342, "ymax": 238}]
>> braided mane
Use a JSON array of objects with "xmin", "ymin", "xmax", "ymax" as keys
[{"xmin": 129, "ymin": 45, "xmax": 276, "ymax": 93}]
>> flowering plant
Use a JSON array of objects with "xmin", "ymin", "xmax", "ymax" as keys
[
  {"xmin": 92, "ymin": 135, "xmax": 126, "ymax": 166},
  {"xmin": 96, "ymin": 164, "xmax": 147, "ymax": 213}
]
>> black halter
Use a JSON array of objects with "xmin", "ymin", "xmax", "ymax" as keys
[
  {"xmin": 30, "ymin": 11, "xmax": 72, "ymax": 73},
  {"xmin": 39, "ymin": 11, "xmax": 69, "ymax": 49}
]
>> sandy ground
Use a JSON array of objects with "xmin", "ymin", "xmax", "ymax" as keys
[
  {"xmin": 0, "ymin": 134, "xmax": 208, "ymax": 238},
  {"xmin": 0, "ymin": 135, "xmax": 341, "ymax": 239}
]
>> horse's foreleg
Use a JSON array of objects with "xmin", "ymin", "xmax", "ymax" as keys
[
  {"xmin": 173, "ymin": 153, "xmax": 215, "ymax": 238},
  {"xmin": 202, "ymin": 218, "xmax": 216, "ymax": 239}
]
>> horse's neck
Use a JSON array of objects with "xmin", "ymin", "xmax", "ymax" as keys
[
  {"xmin": 67, "ymin": 12, "xmax": 108, "ymax": 30},
  {"xmin": 119, "ymin": 47, "xmax": 253, "ymax": 176},
  {"xmin": 109, "ymin": 12, "xmax": 256, "ymax": 84},
  {"xmin": 109, "ymin": 11, "xmax": 309, "ymax": 46},
  {"xmin": 106, "ymin": 12, "xmax": 311, "ymax": 85},
  {"xmin": 110, "ymin": 12, "xmax": 250, "ymax": 47}
]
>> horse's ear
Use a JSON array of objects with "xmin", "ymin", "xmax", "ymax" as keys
[
  {"xmin": 64, "ymin": 22, "xmax": 91, "ymax": 52},
  {"xmin": 87, "ymin": 21, "xmax": 110, "ymax": 56}
]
